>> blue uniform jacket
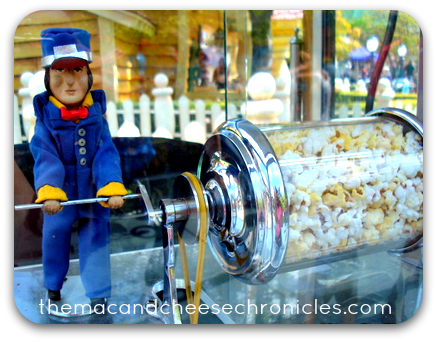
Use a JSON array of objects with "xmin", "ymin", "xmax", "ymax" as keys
[{"xmin": 30, "ymin": 89, "xmax": 124, "ymax": 205}]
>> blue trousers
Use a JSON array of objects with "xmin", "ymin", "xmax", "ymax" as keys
[{"xmin": 42, "ymin": 203, "xmax": 111, "ymax": 299}]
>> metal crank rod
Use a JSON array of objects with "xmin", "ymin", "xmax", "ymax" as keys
[
  {"xmin": 14, "ymin": 194, "xmax": 143, "ymax": 211},
  {"xmin": 14, "ymin": 183, "xmax": 165, "ymax": 226}
]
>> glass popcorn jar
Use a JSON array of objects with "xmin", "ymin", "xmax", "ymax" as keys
[
  {"xmin": 264, "ymin": 114, "xmax": 423, "ymax": 266},
  {"xmin": 199, "ymin": 108, "xmax": 423, "ymax": 283}
]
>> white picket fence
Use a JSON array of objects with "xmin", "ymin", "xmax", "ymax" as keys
[
  {"xmin": 13, "ymin": 72, "xmax": 233, "ymax": 145},
  {"xmin": 14, "ymin": 93, "xmax": 232, "ymax": 144},
  {"xmin": 14, "ymin": 71, "xmax": 418, "ymax": 145},
  {"xmin": 336, "ymin": 101, "xmax": 417, "ymax": 119},
  {"xmin": 104, "ymin": 94, "xmax": 231, "ymax": 141}
]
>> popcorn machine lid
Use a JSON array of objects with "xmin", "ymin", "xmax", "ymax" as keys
[{"xmin": 198, "ymin": 119, "xmax": 289, "ymax": 285}]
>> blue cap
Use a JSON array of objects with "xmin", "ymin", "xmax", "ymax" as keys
[{"xmin": 40, "ymin": 28, "xmax": 93, "ymax": 68}]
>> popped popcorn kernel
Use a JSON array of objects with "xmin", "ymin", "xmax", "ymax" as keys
[
  {"xmin": 322, "ymin": 184, "xmax": 349, "ymax": 208},
  {"xmin": 352, "ymin": 187, "xmax": 366, "ymax": 201},
  {"xmin": 331, "ymin": 134, "xmax": 354, "ymax": 151},
  {"xmin": 391, "ymin": 134, "xmax": 405, "ymax": 150}
]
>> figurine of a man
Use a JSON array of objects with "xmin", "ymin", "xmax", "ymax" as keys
[{"xmin": 30, "ymin": 28, "xmax": 127, "ymax": 311}]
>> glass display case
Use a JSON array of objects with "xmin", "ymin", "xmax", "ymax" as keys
[{"xmin": 13, "ymin": 10, "xmax": 423, "ymax": 325}]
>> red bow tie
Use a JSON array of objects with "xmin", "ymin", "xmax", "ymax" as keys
[{"xmin": 60, "ymin": 107, "xmax": 89, "ymax": 122}]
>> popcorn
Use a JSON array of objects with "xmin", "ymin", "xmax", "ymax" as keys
[
  {"xmin": 405, "ymin": 131, "xmax": 422, "ymax": 154},
  {"xmin": 302, "ymin": 231, "xmax": 316, "ymax": 247},
  {"xmin": 268, "ymin": 121, "xmax": 423, "ymax": 262},
  {"xmin": 301, "ymin": 127, "xmax": 335, "ymax": 156},
  {"xmin": 322, "ymin": 183, "xmax": 355, "ymax": 209},
  {"xmin": 290, "ymin": 189, "xmax": 310, "ymax": 211},
  {"xmin": 399, "ymin": 154, "xmax": 421, "ymax": 178},
  {"xmin": 383, "ymin": 190, "xmax": 397, "ymax": 210},
  {"xmin": 363, "ymin": 208, "xmax": 384, "ymax": 227},
  {"xmin": 394, "ymin": 184, "xmax": 407, "ymax": 203},
  {"xmin": 345, "ymin": 176, "xmax": 361, "ymax": 189}
]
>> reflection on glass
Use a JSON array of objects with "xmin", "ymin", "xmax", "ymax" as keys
[{"xmin": 14, "ymin": 10, "xmax": 422, "ymax": 146}]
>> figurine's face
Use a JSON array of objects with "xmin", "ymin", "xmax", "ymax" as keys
[{"xmin": 49, "ymin": 58, "xmax": 89, "ymax": 109}]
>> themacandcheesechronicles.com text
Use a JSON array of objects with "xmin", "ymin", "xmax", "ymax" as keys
[{"xmin": 40, "ymin": 299, "xmax": 391, "ymax": 317}]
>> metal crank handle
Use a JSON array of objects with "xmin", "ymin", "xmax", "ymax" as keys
[{"xmin": 14, "ymin": 194, "xmax": 142, "ymax": 211}]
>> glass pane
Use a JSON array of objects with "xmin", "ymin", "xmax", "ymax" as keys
[
  {"xmin": 335, "ymin": 10, "xmax": 421, "ymax": 119},
  {"xmin": 229, "ymin": 10, "xmax": 421, "ymax": 124}
]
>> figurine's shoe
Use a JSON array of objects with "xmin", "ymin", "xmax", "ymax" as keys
[
  {"xmin": 91, "ymin": 298, "xmax": 107, "ymax": 314},
  {"xmin": 48, "ymin": 290, "xmax": 61, "ymax": 301}
]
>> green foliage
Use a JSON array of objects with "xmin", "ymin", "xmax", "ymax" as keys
[{"xmin": 335, "ymin": 9, "xmax": 421, "ymax": 84}]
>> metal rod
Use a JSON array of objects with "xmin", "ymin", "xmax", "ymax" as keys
[
  {"xmin": 365, "ymin": 10, "xmax": 398, "ymax": 112},
  {"xmin": 14, "ymin": 194, "xmax": 142, "ymax": 211}
]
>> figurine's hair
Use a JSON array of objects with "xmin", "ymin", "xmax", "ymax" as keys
[{"xmin": 44, "ymin": 65, "xmax": 93, "ymax": 97}]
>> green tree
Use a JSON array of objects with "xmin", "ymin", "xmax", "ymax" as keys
[
  {"xmin": 335, "ymin": 10, "xmax": 362, "ymax": 61},
  {"xmin": 347, "ymin": 11, "xmax": 420, "ymax": 69}
]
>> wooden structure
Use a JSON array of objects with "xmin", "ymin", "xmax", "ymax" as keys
[
  {"xmin": 14, "ymin": 10, "xmax": 227, "ymax": 103},
  {"xmin": 14, "ymin": 10, "xmax": 156, "ymax": 103}
]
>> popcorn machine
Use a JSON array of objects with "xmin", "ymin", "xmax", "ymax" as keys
[
  {"xmin": 177, "ymin": 107, "xmax": 423, "ymax": 323},
  {"xmin": 148, "ymin": 107, "xmax": 423, "ymax": 323}
]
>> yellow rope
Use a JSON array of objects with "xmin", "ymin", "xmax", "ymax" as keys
[
  {"xmin": 179, "ymin": 172, "xmax": 209, "ymax": 325},
  {"xmin": 177, "ymin": 232, "xmax": 194, "ymax": 323}
]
